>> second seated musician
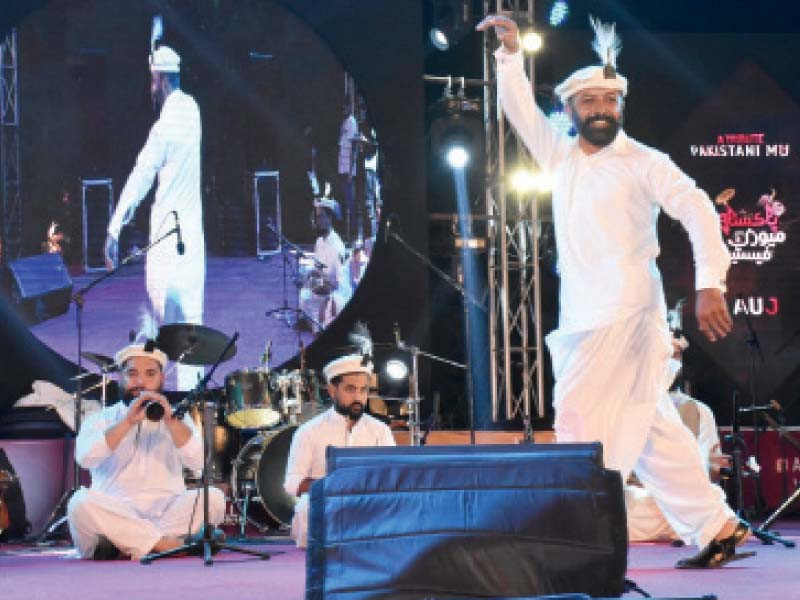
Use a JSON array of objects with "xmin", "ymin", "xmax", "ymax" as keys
[{"xmin": 283, "ymin": 353, "xmax": 395, "ymax": 548}]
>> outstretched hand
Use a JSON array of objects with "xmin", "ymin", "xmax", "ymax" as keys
[
  {"xmin": 475, "ymin": 14, "xmax": 519, "ymax": 53},
  {"xmin": 696, "ymin": 288, "xmax": 732, "ymax": 342}
]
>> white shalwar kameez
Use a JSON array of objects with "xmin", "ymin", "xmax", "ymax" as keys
[
  {"xmin": 496, "ymin": 47, "xmax": 735, "ymax": 548},
  {"xmin": 108, "ymin": 89, "xmax": 205, "ymax": 390},
  {"xmin": 299, "ymin": 229, "xmax": 352, "ymax": 330},
  {"xmin": 627, "ymin": 392, "xmax": 722, "ymax": 541},
  {"xmin": 283, "ymin": 408, "xmax": 395, "ymax": 547},
  {"xmin": 66, "ymin": 402, "xmax": 225, "ymax": 559}
]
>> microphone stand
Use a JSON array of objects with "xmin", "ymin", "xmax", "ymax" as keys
[
  {"xmin": 741, "ymin": 303, "xmax": 768, "ymax": 515},
  {"xmin": 396, "ymin": 328, "xmax": 467, "ymax": 446},
  {"xmin": 262, "ymin": 219, "xmax": 323, "ymax": 334},
  {"xmin": 142, "ymin": 332, "xmax": 272, "ymax": 565},
  {"xmin": 36, "ymin": 226, "xmax": 179, "ymax": 543},
  {"xmin": 728, "ymin": 397, "xmax": 795, "ymax": 547}
]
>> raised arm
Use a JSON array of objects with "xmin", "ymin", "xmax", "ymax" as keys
[{"xmin": 477, "ymin": 14, "xmax": 562, "ymax": 171}]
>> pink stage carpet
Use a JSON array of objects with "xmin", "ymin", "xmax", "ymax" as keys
[{"xmin": 2, "ymin": 523, "xmax": 799, "ymax": 599}]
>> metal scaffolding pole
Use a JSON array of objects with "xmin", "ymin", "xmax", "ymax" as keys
[
  {"xmin": 484, "ymin": 1, "xmax": 545, "ymax": 425},
  {"xmin": 1, "ymin": 29, "xmax": 21, "ymax": 263}
]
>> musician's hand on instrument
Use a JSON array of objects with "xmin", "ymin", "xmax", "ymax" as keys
[
  {"xmin": 124, "ymin": 394, "xmax": 149, "ymax": 425},
  {"xmin": 696, "ymin": 288, "xmax": 732, "ymax": 342},
  {"xmin": 104, "ymin": 234, "xmax": 119, "ymax": 270},
  {"xmin": 144, "ymin": 392, "xmax": 173, "ymax": 420},
  {"xmin": 475, "ymin": 14, "xmax": 519, "ymax": 53}
]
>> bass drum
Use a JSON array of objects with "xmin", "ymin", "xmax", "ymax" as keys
[{"xmin": 230, "ymin": 426, "xmax": 297, "ymax": 529}]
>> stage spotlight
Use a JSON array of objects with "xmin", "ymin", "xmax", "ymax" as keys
[
  {"xmin": 430, "ymin": 27, "xmax": 450, "ymax": 51},
  {"xmin": 520, "ymin": 30, "xmax": 543, "ymax": 54},
  {"xmin": 510, "ymin": 169, "xmax": 552, "ymax": 194},
  {"xmin": 429, "ymin": 0, "xmax": 472, "ymax": 52},
  {"xmin": 549, "ymin": 1, "xmax": 570, "ymax": 27},
  {"xmin": 384, "ymin": 359, "xmax": 409, "ymax": 381},
  {"xmin": 446, "ymin": 144, "xmax": 470, "ymax": 169},
  {"xmin": 428, "ymin": 85, "xmax": 482, "ymax": 172},
  {"xmin": 510, "ymin": 169, "xmax": 537, "ymax": 193}
]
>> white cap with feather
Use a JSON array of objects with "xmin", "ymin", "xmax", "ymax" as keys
[
  {"xmin": 554, "ymin": 16, "xmax": 628, "ymax": 105},
  {"xmin": 114, "ymin": 307, "xmax": 168, "ymax": 369},
  {"xmin": 148, "ymin": 15, "xmax": 180, "ymax": 73}
]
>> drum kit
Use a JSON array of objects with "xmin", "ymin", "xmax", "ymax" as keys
[{"xmin": 81, "ymin": 323, "xmax": 326, "ymax": 535}]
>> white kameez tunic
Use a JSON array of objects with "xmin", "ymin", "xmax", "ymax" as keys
[
  {"xmin": 66, "ymin": 401, "xmax": 225, "ymax": 559},
  {"xmin": 284, "ymin": 407, "xmax": 395, "ymax": 547},
  {"xmin": 108, "ymin": 89, "xmax": 205, "ymax": 390},
  {"xmin": 496, "ymin": 47, "xmax": 734, "ymax": 547}
]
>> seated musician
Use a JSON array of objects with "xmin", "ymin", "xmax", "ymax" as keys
[
  {"xmin": 299, "ymin": 196, "xmax": 352, "ymax": 331},
  {"xmin": 626, "ymin": 336, "xmax": 729, "ymax": 542},
  {"xmin": 66, "ymin": 342, "xmax": 225, "ymax": 560},
  {"xmin": 283, "ymin": 353, "xmax": 395, "ymax": 548}
]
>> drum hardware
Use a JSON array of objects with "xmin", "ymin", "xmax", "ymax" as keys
[
  {"xmin": 262, "ymin": 218, "xmax": 323, "ymax": 335},
  {"xmin": 272, "ymin": 370, "xmax": 304, "ymax": 425}
]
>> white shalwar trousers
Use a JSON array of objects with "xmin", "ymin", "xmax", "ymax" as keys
[
  {"xmin": 67, "ymin": 487, "xmax": 225, "ymax": 560},
  {"xmin": 546, "ymin": 308, "xmax": 734, "ymax": 548},
  {"xmin": 146, "ymin": 248, "xmax": 205, "ymax": 391}
]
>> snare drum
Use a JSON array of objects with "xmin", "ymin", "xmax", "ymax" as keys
[{"xmin": 224, "ymin": 368, "xmax": 281, "ymax": 429}]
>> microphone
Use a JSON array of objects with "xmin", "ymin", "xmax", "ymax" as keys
[
  {"xmin": 173, "ymin": 211, "xmax": 185, "ymax": 255},
  {"xmin": 393, "ymin": 322, "xmax": 401, "ymax": 347}
]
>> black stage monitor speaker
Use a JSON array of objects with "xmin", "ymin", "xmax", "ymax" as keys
[
  {"xmin": 307, "ymin": 443, "xmax": 627, "ymax": 600},
  {"xmin": 8, "ymin": 253, "xmax": 73, "ymax": 325}
]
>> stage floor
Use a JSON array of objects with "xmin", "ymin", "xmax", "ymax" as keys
[{"xmin": 3, "ymin": 523, "xmax": 799, "ymax": 600}]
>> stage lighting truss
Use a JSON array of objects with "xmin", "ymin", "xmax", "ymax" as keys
[{"xmin": 482, "ymin": 1, "xmax": 546, "ymax": 426}]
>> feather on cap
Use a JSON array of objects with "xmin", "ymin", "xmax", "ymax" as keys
[{"xmin": 553, "ymin": 16, "xmax": 627, "ymax": 104}]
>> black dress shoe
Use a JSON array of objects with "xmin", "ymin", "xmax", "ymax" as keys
[
  {"xmin": 675, "ymin": 521, "xmax": 755, "ymax": 569},
  {"xmin": 92, "ymin": 535, "xmax": 122, "ymax": 561}
]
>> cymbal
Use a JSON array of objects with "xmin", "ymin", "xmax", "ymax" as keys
[
  {"xmin": 156, "ymin": 323, "xmax": 237, "ymax": 366},
  {"xmin": 81, "ymin": 351, "xmax": 118, "ymax": 371}
]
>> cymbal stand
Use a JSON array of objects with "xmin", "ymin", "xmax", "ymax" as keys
[
  {"xmin": 395, "ymin": 325, "xmax": 466, "ymax": 446},
  {"xmin": 387, "ymin": 222, "xmax": 483, "ymax": 444},
  {"xmin": 262, "ymin": 218, "xmax": 322, "ymax": 334},
  {"xmin": 142, "ymin": 332, "xmax": 271, "ymax": 565},
  {"xmin": 36, "ymin": 227, "xmax": 179, "ymax": 543}
]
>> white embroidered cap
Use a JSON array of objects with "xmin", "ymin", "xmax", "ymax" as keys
[
  {"xmin": 150, "ymin": 46, "xmax": 181, "ymax": 73},
  {"xmin": 554, "ymin": 65, "xmax": 628, "ymax": 104},
  {"xmin": 114, "ymin": 343, "xmax": 168, "ymax": 370},
  {"xmin": 323, "ymin": 354, "xmax": 373, "ymax": 382}
]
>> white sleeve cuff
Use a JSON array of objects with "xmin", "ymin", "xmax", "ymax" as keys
[{"xmin": 695, "ymin": 267, "xmax": 727, "ymax": 293}]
